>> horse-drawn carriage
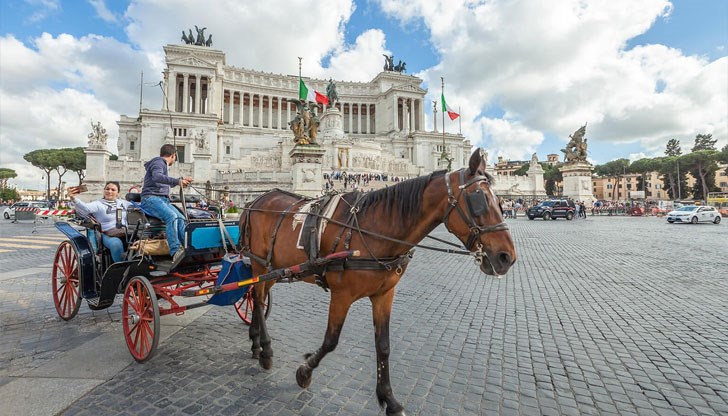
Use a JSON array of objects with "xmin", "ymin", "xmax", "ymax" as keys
[
  {"xmin": 51, "ymin": 190, "xmax": 350, "ymax": 361},
  {"xmin": 52, "ymin": 149, "xmax": 516, "ymax": 416}
]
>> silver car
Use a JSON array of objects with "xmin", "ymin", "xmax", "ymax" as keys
[
  {"xmin": 666, "ymin": 205, "xmax": 721, "ymax": 224},
  {"xmin": 2, "ymin": 201, "xmax": 51, "ymax": 219}
]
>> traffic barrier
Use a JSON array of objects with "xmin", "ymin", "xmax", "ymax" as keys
[{"xmin": 35, "ymin": 209, "xmax": 75, "ymax": 216}]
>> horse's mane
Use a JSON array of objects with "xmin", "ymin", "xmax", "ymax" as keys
[{"xmin": 342, "ymin": 170, "xmax": 448, "ymax": 228}]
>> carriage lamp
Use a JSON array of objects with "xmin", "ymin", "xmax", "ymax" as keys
[{"xmin": 116, "ymin": 207, "xmax": 123, "ymax": 228}]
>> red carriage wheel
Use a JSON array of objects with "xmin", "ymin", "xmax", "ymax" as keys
[
  {"xmin": 52, "ymin": 241, "xmax": 82, "ymax": 320},
  {"xmin": 122, "ymin": 275, "xmax": 160, "ymax": 362},
  {"xmin": 234, "ymin": 290, "xmax": 272, "ymax": 325}
]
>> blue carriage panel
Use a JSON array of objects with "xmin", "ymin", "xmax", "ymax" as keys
[
  {"xmin": 55, "ymin": 222, "xmax": 99, "ymax": 299},
  {"xmin": 185, "ymin": 220, "xmax": 240, "ymax": 253},
  {"xmin": 207, "ymin": 254, "xmax": 253, "ymax": 306}
]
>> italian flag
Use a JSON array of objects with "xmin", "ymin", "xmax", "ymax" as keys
[
  {"xmin": 299, "ymin": 77, "xmax": 329, "ymax": 105},
  {"xmin": 441, "ymin": 93, "xmax": 460, "ymax": 120}
]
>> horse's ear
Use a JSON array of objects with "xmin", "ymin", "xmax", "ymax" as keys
[{"xmin": 468, "ymin": 148, "xmax": 485, "ymax": 175}]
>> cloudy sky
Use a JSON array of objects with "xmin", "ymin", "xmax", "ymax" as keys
[{"xmin": 0, "ymin": 0, "xmax": 726, "ymax": 189}]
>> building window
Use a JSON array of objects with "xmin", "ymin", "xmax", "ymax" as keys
[
  {"xmin": 607, "ymin": 184, "xmax": 612, "ymax": 189},
  {"xmin": 129, "ymin": 141, "xmax": 135, "ymax": 150},
  {"xmin": 174, "ymin": 128, "xmax": 188, "ymax": 137},
  {"xmin": 226, "ymin": 145, "xmax": 231, "ymax": 155},
  {"xmin": 176, "ymin": 145, "xmax": 185, "ymax": 163}
]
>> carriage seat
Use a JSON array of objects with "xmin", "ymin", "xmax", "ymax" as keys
[{"xmin": 125, "ymin": 193, "xmax": 166, "ymax": 238}]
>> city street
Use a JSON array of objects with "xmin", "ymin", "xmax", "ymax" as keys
[{"xmin": 0, "ymin": 215, "xmax": 726, "ymax": 415}]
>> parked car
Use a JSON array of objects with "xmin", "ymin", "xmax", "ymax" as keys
[
  {"xmin": 666, "ymin": 205, "xmax": 721, "ymax": 224},
  {"xmin": 527, "ymin": 199, "xmax": 576, "ymax": 220},
  {"xmin": 2, "ymin": 201, "xmax": 51, "ymax": 219}
]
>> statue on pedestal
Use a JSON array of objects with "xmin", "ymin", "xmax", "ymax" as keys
[
  {"xmin": 561, "ymin": 124, "xmax": 588, "ymax": 163},
  {"xmin": 87, "ymin": 121, "xmax": 108, "ymax": 148},
  {"xmin": 289, "ymin": 99, "xmax": 320, "ymax": 145},
  {"xmin": 326, "ymin": 79, "xmax": 338, "ymax": 105}
]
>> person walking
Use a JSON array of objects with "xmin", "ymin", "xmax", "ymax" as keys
[{"xmin": 140, "ymin": 144, "xmax": 193, "ymax": 268}]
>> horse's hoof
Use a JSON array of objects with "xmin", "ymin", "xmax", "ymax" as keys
[
  {"xmin": 251, "ymin": 350, "xmax": 260, "ymax": 359},
  {"xmin": 296, "ymin": 364, "xmax": 312, "ymax": 388},
  {"xmin": 259, "ymin": 356, "xmax": 273, "ymax": 370},
  {"xmin": 386, "ymin": 408, "xmax": 407, "ymax": 416}
]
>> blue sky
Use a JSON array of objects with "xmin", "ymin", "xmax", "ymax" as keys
[{"xmin": 1, "ymin": 0, "xmax": 726, "ymax": 188}]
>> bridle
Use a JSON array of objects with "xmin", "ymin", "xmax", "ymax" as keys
[{"xmin": 442, "ymin": 169, "xmax": 509, "ymax": 261}]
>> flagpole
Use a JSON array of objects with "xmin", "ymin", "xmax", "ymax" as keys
[
  {"xmin": 441, "ymin": 77, "xmax": 445, "ymax": 150},
  {"xmin": 458, "ymin": 105, "xmax": 461, "ymax": 135}
]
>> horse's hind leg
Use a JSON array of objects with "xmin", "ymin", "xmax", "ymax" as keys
[
  {"xmin": 296, "ymin": 291, "xmax": 353, "ymax": 389},
  {"xmin": 371, "ymin": 288, "xmax": 406, "ymax": 416}
]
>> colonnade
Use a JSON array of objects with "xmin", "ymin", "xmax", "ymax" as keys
[
  {"xmin": 220, "ymin": 90, "xmax": 380, "ymax": 135},
  {"xmin": 165, "ymin": 72, "xmax": 425, "ymax": 136},
  {"xmin": 167, "ymin": 72, "xmax": 211, "ymax": 114}
]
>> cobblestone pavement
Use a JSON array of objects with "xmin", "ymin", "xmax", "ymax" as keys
[{"xmin": 1, "ymin": 216, "xmax": 727, "ymax": 415}]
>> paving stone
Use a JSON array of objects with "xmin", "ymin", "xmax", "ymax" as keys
[{"xmin": 2, "ymin": 219, "xmax": 727, "ymax": 415}]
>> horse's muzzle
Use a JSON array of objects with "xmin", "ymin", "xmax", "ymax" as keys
[{"xmin": 480, "ymin": 250, "xmax": 516, "ymax": 276}]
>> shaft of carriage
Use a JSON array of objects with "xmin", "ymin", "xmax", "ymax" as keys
[{"xmin": 180, "ymin": 249, "xmax": 360, "ymax": 298}]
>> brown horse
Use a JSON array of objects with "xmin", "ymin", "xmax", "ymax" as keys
[{"xmin": 239, "ymin": 148, "xmax": 516, "ymax": 416}]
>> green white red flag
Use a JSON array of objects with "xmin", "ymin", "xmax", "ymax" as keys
[
  {"xmin": 441, "ymin": 93, "xmax": 460, "ymax": 120},
  {"xmin": 299, "ymin": 77, "xmax": 329, "ymax": 105}
]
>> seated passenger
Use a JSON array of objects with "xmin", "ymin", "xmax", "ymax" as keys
[{"xmin": 68, "ymin": 181, "xmax": 131, "ymax": 263}]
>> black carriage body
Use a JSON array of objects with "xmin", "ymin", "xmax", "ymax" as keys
[{"xmin": 55, "ymin": 222, "xmax": 156, "ymax": 309}]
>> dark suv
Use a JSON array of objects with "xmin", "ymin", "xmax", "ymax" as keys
[{"xmin": 527, "ymin": 199, "xmax": 576, "ymax": 220}]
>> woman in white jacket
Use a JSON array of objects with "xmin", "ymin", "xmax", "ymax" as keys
[{"xmin": 68, "ymin": 181, "xmax": 131, "ymax": 262}]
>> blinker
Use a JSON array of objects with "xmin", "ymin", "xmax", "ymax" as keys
[{"xmin": 465, "ymin": 189, "xmax": 488, "ymax": 217}]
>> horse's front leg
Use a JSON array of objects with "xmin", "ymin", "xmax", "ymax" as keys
[
  {"xmin": 248, "ymin": 285, "xmax": 261, "ymax": 359},
  {"xmin": 254, "ymin": 282, "xmax": 274, "ymax": 369},
  {"xmin": 296, "ymin": 291, "xmax": 353, "ymax": 388},
  {"xmin": 371, "ymin": 288, "xmax": 406, "ymax": 416}
]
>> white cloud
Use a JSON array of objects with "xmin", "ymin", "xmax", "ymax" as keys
[
  {"xmin": 2, "ymin": 0, "xmax": 727, "ymax": 188},
  {"xmin": 25, "ymin": 0, "xmax": 60, "ymax": 23},
  {"xmin": 88, "ymin": 0, "xmax": 118, "ymax": 23},
  {"xmin": 124, "ymin": 0, "xmax": 357, "ymax": 78},
  {"xmin": 0, "ymin": 88, "xmax": 118, "ymax": 189},
  {"xmin": 377, "ymin": 0, "xmax": 726, "ymax": 161}
]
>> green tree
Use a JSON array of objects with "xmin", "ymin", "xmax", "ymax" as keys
[
  {"xmin": 544, "ymin": 163, "xmax": 563, "ymax": 196},
  {"xmin": 686, "ymin": 134, "xmax": 719, "ymax": 200},
  {"xmin": 0, "ymin": 168, "xmax": 17, "ymax": 190},
  {"xmin": 595, "ymin": 158, "xmax": 630, "ymax": 200},
  {"xmin": 0, "ymin": 187, "xmax": 19, "ymax": 202},
  {"xmin": 629, "ymin": 158, "xmax": 661, "ymax": 198},
  {"xmin": 665, "ymin": 138, "xmax": 681, "ymax": 157},
  {"xmin": 24, "ymin": 149, "xmax": 59, "ymax": 201},
  {"xmin": 718, "ymin": 144, "xmax": 728, "ymax": 175},
  {"xmin": 691, "ymin": 133, "xmax": 717, "ymax": 152},
  {"xmin": 512, "ymin": 163, "xmax": 530, "ymax": 176},
  {"xmin": 657, "ymin": 157, "xmax": 687, "ymax": 200},
  {"xmin": 660, "ymin": 139, "xmax": 686, "ymax": 200},
  {"xmin": 59, "ymin": 147, "xmax": 86, "ymax": 185},
  {"xmin": 682, "ymin": 150, "xmax": 719, "ymax": 201}
]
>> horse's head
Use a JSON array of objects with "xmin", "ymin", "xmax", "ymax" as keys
[{"xmin": 441, "ymin": 148, "xmax": 516, "ymax": 276}]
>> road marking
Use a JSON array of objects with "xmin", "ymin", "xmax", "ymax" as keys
[
  {"xmin": 0, "ymin": 238, "xmax": 61, "ymax": 245},
  {"xmin": 0, "ymin": 242, "xmax": 57, "ymax": 249},
  {"xmin": 0, "ymin": 249, "xmax": 12, "ymax": 253}
]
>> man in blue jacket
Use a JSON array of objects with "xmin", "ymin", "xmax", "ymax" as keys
[{"xmin": 141, "ymin": 144, "xmax": 193, "ymax": 267}]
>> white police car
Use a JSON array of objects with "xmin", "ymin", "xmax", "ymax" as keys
[{"xmin": 666, "ymin": 205, "xmax": 721, "ymax": 224}]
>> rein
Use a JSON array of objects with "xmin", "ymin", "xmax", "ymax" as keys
[
  {"xmin": 240, "ymin": 205, "xmax": 473, "ymax": 256},
  {"xmin": 239, "ymin": 168, "xmax": 509, "ymax": 263}
]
